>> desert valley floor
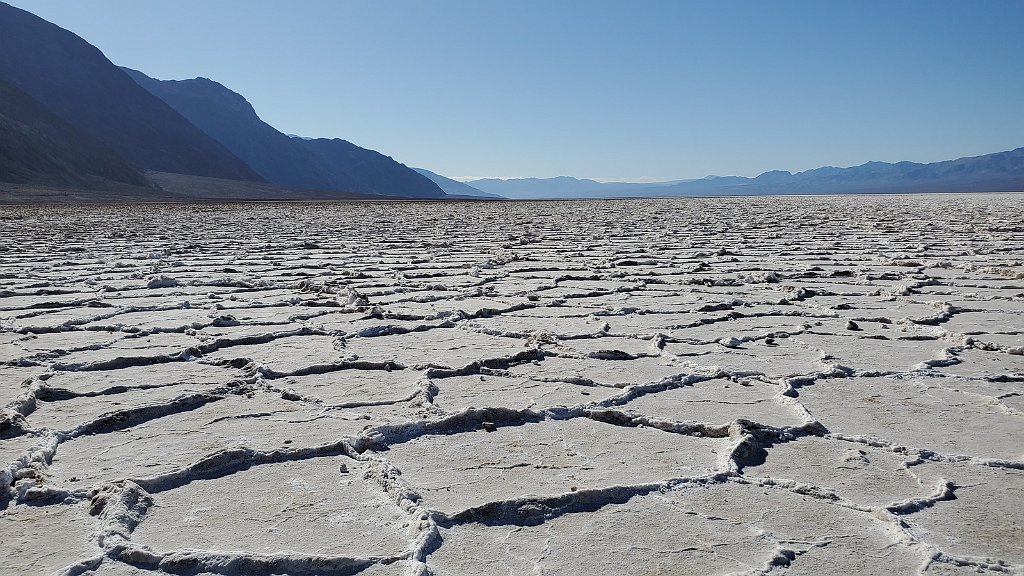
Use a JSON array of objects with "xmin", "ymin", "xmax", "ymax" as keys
[{"xmin": 1, "ymin": 194, "xmax": 1022, "ymax": 576}]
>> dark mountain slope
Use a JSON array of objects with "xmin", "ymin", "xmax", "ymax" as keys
[
  {"xmin": 122, "ymin": 68, "xmax": 445, "ymax": 198},
  {"xmin": 293, "ymin": 137, "xmax": 446, "ymax": 198},
  {"xmin": 0, "ymin": 78, "xmax": 149, "ymax": 188},
  {"xmin": 0, "ymin": 2, "xmax": 262, "ymax": 181},
  {"xmin": 121, "ymin": 69, "xmax": 329, "ymax": 190}
]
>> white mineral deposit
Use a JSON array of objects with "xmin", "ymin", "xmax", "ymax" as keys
[{"xmin": 1, "ymin": 194, "xmax": 1022, "ymax": 575}]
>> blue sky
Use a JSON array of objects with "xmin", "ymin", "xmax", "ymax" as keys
[{"xmin": 8, "ymin": 0, "xmax": 1024, "ymax": 181}]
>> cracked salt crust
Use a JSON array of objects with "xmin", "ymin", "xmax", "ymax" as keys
[
  {"xmin": 937, "ymin": 348, "xmax": 1024, "ymax": 381},
  {"xmin": 799, "ymin": 376, "xmax": 1024, "ymax": 461},
  {"xmin": 44, "ymin": 392, "xmax": 379, "ymax": 488},
  {"xmin": 132, "ymin": 457, "xmax": 414, "ymax": 558},
  {"xmin": 622, "ymin": 377, "xmax": 805, "ymax": 428},
  {"xmin": 342, "ymin": 328, "xmax": 530, "ymax": 370},
  {"xmin": 432, "ymin": 374, "xmax": 620, "ymax": 412},
  {"xmin": 0, "ymin": 433, "xmax": 44, "ymax": 470},
  {"xmin": 28, "ymin": 381, "xmax": 225, "ymax": 432},
  {"xmin": 1, "ymin": 193, "xmax": 1022, "ymax": 575},
  {"xmin": 276, "ymin": 370, "xmax": 423, "ymax": 406},
  {"xmin": 555, "ymin": 334, "xmax": 663, "ymax": 357},
  {"xmin": 203, "ymin": 333, "xmax": 346, "ymax": 373},
  {"xmin": 429, "ymin": 488, "xmax": 770, "ymax": 575},
  {"xmin": 743, "ymin": 435, "xmax": 936, "ymax": 507},
  {"xmin": 55, "ymin": 333, "xmax": 207, "ymax": 366},
  {"xmin": 668, "ymin": 338, "xmax": 828, "ymax": 380},
  {"xmin": 370, "ymin": 417, "xmax": 728, "ymax": 515},
  {"xmin": 505, "ymin": 355, "xmax": 688, "ymax": 388},
  {"xmin": 0, "ymin": 500, "xmax": 101, "ymax": 574},
  {"xmin": 0, "ymin": 365, "xmax": 38, "ymax": 403},
  {"xmin": 904, "ymin": 463, "xmax": 1024, "ymax": 565},
  {"xmin": 40, "ymin": 362, "xmax": 237, "ymax": 395},
  {"xmin": 793, "ymin": 330, "xmax": 954, "ymax": 374}
]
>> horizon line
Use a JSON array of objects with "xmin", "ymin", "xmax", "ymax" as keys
[{"xmin": 444, "ymin": 143, "xmax": 1023, "ymax": 185}]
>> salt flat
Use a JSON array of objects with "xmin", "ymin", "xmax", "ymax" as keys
[{"xmin": 1, "ymin": 194, "xmax": 1022, "ymax": 575}]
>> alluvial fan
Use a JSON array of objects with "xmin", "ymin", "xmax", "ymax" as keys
[{"xmin": 1, "ymin": 194, "xmax": 1022, "ymax": 575}]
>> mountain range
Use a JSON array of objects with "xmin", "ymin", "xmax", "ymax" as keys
[
  {"xmin": 465, "ymin": 149, "xmax": 1024, "ymax": 199},
  {"xmin": 0, "ymin": 77, "xmax": 149, "ymax": 190},
  {"xmin": 0, "ymin": 1, "xmax": 455, "ymax": 200},
  {"xmin": 464, "ymin": 176, "xmax": 692, "ymax": 199},
  {"xmin": 120, "ymin": 68, "xmax": 444, "ymax": 198},
  {"xmin": 0, "ymin": 1, "xmax": 1021, "ymax": 202},
  {"xmin": 411, "ymin": 168, "xmax": 500, "ymax": 199},
  {"xmin": 0, "ymin": 3, "xmax": 260, "ymax": 184}
]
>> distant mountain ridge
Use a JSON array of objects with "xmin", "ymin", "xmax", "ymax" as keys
[
  {"xmin": 465, "ymin": 148, "xmax": 1024, "ymax": 198},
  {"xmin": 121, "ymin": 68, "xmax": 444, "ymax": 198},
  {"xmin": 1, "ymin": 1, "xmax": 1021, "ymax": 202},
  {"xmin": 464, "ymin": 176, "xmax": 692, "ymax": 199},
  {"xmin": 290, "ymin": 136, "xmax": 444, "ymax": 198},
  {"xmin": 0, "ymin": 1, "xmax": 262, "ymax": 182},
  {"xmin": 412, "ymin": 168, "xmax": 502, "ymax": 199},
  {"xmin": 0, "ymin": 1, "xmax": 446, "ymax": 200}
]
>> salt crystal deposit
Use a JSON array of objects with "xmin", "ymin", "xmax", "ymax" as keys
[{"xmin": 1, "ymin": 194, "xmax": 1022, "ymax": 575}]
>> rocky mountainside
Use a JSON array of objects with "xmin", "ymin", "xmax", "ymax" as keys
[
  {"xmin": 122, "ymin": 68, "xmax": 445, "ymax": 198},
  {"xmin": 0, "ymin": 78, "xmax": 149, "ymax": 188},
  {"xmin": 0, "ymin": 2, "xmax": 262, "ymax": 182}
]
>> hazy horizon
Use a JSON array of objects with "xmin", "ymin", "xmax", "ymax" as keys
[{"xmin": 6, "ymin": 0, "xmax": 1024, "ymax": 182}]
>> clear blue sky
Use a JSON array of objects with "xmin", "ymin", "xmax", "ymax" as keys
[{"xmin": 8, "ymin": 0, "xmax": 1024, "ymax": 181}]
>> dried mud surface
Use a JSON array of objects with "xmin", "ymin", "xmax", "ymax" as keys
[{"xmin": 1, "ymin": 194, "xmax": 1022, "ymax": 575}]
